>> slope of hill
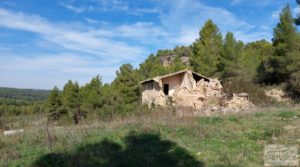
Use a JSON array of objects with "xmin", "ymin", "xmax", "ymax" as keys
[
  {"xmin": 0, "ymin": 87, "xmax": 50, "ymax": 101},
  {"xmin": 1, "ymin": 108, "xmax": 299, "ymax": 166}
]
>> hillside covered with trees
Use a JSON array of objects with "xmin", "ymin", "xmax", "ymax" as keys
[
  {"xmin": 1, "ymin": 4, "xmax": 300, "ymax": 124},
  {"xmin": 0, "ymin": 87, "xmax": 49, "ymax": 116}
]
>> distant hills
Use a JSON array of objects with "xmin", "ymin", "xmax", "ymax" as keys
[{"xmin": 0, "ymin": 87, "xmax": 50, "ymax": 101}]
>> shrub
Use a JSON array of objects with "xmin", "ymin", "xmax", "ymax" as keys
[{"xmin": 222, "ymin": 78, "xmax": 273, "ymax": 106}]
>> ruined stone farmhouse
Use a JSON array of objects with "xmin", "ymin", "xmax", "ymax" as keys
[{"xmin": 140, "ymin": 69, "xmax": 253, "ymax": 114}]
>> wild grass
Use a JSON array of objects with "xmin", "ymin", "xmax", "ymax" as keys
[{"xmin": 1, "ymin": 107, "xmax": 300, "ymax": 166}]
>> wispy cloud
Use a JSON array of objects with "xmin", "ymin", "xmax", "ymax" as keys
[
  {"xmin": 60, "ymin": 3, "xmax": 86, "ymax": 13},
  {"xmin": 59, "ymin": 0, "xmax": 159, "ymax": 15},
  {"xmin": 0, "ymin": 0, "xmax": 285, "ymax": 89},
  {"xmin": 0, "ymin": 7, "xmax": 160, "ymax": 88},
  {"xmin": 230, "ymin": 0, "xmax": 274, "ymax": 6},
  {"xmin": 0, "ymin": 8, "xmax": 147, "ymax": 62},
  {"xmin": 0, "ymin": 52, "xmax": 118, "ymax": 89},
  {"xmin": 158, "ymin": 0, "xmax": 264, "ymax": 44}
]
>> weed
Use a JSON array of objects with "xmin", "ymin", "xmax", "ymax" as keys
[
  {"xmin": 198, "ymin": 116, "xmax": 224, "ymax": 125},
  {"xmin": 275, "ymin": 111, "xmax": 297, "ymax": 118}
]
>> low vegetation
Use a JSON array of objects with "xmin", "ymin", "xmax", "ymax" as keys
[{"xmin": 1, "ymin": 107, "xmax": 300, "ymax": 166}]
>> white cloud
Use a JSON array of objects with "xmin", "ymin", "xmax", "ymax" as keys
[
  {"xmin": 60, "ymin": 3, "xmax": 86, "ymax": 13},
  {"xmin": 60, "ymin": 0, "xmax": 159, "ymax": 15},
  {"xmin": 0, "ymin": 0, "xmax": 281, "ymax": 89},
  {"xmin": 0, "ymin": 53, "xmax": 118, "ymax": 89},
  {"xmin": 271, "ymin": 6, "xmax": 300, "ymax": 20},
  {"xmin": 158, "ymin": 0, "xmax": 259, "ymax": 45},
  {"xmin": 234, "ymin": 31, "xmax": 272, "ymax": 42},
  {"xmin": 0, "ymin": 8, "xmax": 147, "ymax": 62},
  {"xmin": 84, "ymin": 18, "xmax": 105, "ymax": 24},
  {"xmin": 230, "ymin": 0, "xmax": 274, "ymax": 6},
  {"xmin": 293, "ymin": 6, "xmax": 300, "ymax": 14},
  {"xmin": 0, "ymin": 8, "xmax": 162, "ymax": 88}
]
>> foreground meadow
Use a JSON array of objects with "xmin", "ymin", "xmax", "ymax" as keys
[{"xmin": 1, "ymin": 107, "xmax": 300, "ymax": 167}]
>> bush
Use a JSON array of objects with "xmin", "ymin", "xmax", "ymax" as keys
[
  {"xmin": 222, "ymin": 78, "xmax": 273, "ymax": 106},
  {"xmin": 287, "ymin": 71, "xmax": 300, "ymax": 98}
]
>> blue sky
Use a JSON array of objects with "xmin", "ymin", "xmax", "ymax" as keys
[{"xmin": 0, "ymin": 0, "xmax": 299, "ymax": 89}]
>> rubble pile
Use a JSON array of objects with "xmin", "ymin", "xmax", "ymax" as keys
[
  {"xmin": 265, "ymin": 88, "xmax": 289, "ymax": 102},
  {"xmin": 223, "ymin": 93, "xmax": 254, "ymax": 113},
  {"xmin": 173, "ymin": 78, "xmax": 254, "ymax": 115}
]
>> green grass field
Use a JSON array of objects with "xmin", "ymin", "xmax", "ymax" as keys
[{"xmin": 1, "ymin": 108, "xmax": 300, "ymax": 167}]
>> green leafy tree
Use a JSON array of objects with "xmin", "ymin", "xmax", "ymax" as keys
[
  {"xmin": 191, "ymin": 19, "xmax": 223, "ymax": 76},
  {"xmin": 46, "ymin": 86, "xmax": 62, "ymax": 120},
  {"xmin": 218, "ymin": 32, "xmax": 244, "ymax": 79}
]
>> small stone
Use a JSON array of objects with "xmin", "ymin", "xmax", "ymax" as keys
[
  {"xmin": 4, "ymin": 129, "xmax": 24, "ymax": 136},
  {"xmin": 284, "ymin": 125, "xmax": 296, "ymax": 131}
]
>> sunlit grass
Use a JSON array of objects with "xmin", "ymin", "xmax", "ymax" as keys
[{"xmin": 1, "ymin": 107, "xmax": 300, "ymax": 166}]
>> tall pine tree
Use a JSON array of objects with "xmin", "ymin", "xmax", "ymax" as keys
[
  {"xmin": 191, "ymin": 19, "xmax": 223, "ymax": 76},
  {"xmin": 62, "ymin": 80, "xmax": 80, "ymax": 110},
  {"xmin": 61, "ymin": 80, "xmax": 81, "ymax": 122},
  {"xmin": 218, "ymin": 32, "xmax": 244, "ymax": 79},
  {"xmin": 258, "ymin": 5, "xmax": 300, "ymax": 84},
  {"xmin": 112, "ymin": 64, "xmax": 140, "ymax": 113},
  {"xmin": 46, "ymin": 86, "xmax": 62, "ymax": 120},
  {"xmin": 80, "ymin": 75, "xmax": 103, "ymax": 110}
]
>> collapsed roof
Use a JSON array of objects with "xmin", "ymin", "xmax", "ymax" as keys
[{"xmin": 140, "ymin": 69, "xmax": 210, "ymax": 84}]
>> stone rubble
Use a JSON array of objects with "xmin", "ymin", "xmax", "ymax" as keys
[
  {"xmin": 265, "ymin": 88, "xmax": 289, "ymax": 102},
  {"xmin": 4, "ymin": 129, "xmax": 24, "ymax": 136},
  {"xmin": 172, "ymin": 78, "xmax": 254, "ymax": 115}
]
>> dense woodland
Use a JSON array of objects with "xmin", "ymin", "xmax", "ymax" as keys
[
  {"xmin": 1, "ymin": 4, "xmax": 300, "ymax": 123},
  {"xmin": 0, "ymin": 88, "xmax": 49, "ymax": 116}
]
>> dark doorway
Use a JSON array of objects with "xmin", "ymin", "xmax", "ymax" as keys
[{"xmin": 163, "ymin": 84, "xmax": 169, "ymax": 95}]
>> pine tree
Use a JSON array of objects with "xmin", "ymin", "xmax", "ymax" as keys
[
  {"xmin": 80, "ymin": 75, "xmax": 103, "ymax": 110},
  {"xmin": 191, "ymin": 19, "xmax": 223, "ymax": 76},
  {"xmin": 296, "ymin": 0, "xmax": 300, "ymax": 25},
  {"xmin": 46, "ymin": 86, "xmax": 62, "ymax": 120},
  {"xmin": 62, "ymin": 80, "xmax": 80, "ymax": 110},
  {"xmin": 169, "ymin": 55, "xmax": 186, "ymax": 72},
  {"xmin": 241, "ymin": 40, "xmax": 273, "ymax": 82},
  {"xmin": 61, "ymin": 80, "xmax": 82, "ymax": 122},
  {"xmin": 139, "ymin": 54, "xmax": 168, "ymax": 79},
  {"xmin": 258, "ymin": 5, "xmax": 300, "ymax": 84},
  {"xmin": 218, "ymin": 32, "xmax": 244, "ymax": 79},
  {"xmin": 112, "ymin": 64, "xmax": 140, "ymax": 113}
]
